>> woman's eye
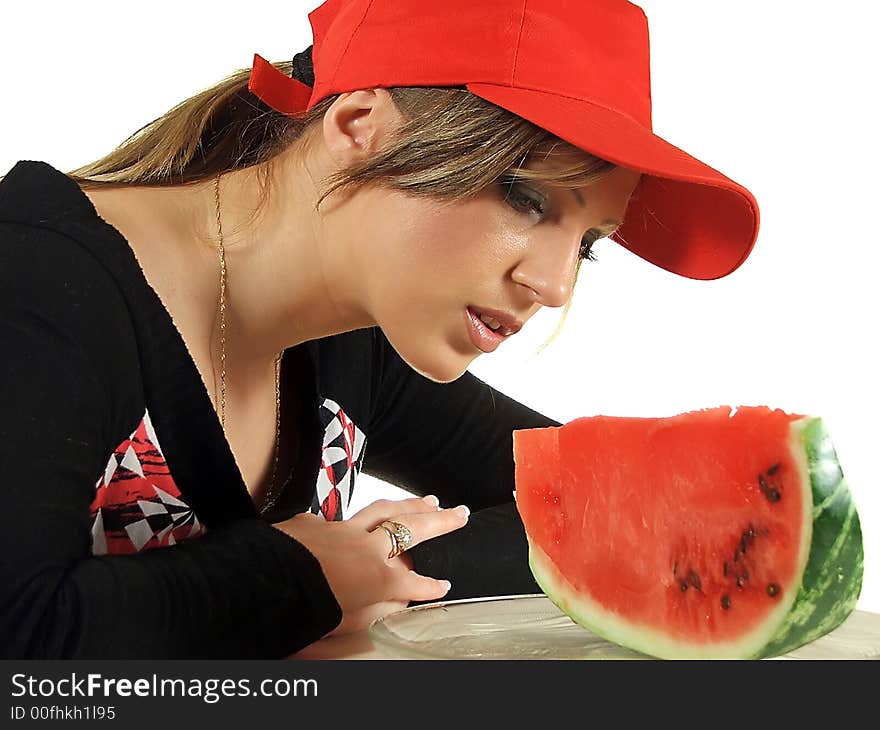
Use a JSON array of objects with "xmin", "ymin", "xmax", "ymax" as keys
[
  {"xmin": 500, "ymin": 179, "xmax": 601, "ymax": 263},
  {"xmin": 502, "ymin": 182, "xmax": 547, "ymax": 219}
]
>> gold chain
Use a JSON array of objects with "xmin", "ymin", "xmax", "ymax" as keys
[{"xmin": 213, "ymin": 176, "xmax": 283, "ymax": 515}]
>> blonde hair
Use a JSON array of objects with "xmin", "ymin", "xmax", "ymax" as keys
[{"xmin": 70, "ymin": 60, "xmax": 617, "ymax": 344}]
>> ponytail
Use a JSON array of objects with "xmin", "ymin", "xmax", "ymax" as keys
[{"xmin": 69, "ymin": 54, "xmax": 329, "ymax": 188}]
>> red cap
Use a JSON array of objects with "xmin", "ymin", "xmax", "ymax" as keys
[{"xmin": 248, "ymin": 0, "xmax": 760, "ymax": 280}]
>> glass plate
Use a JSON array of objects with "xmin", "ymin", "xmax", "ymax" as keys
[{"xmin": 367, "ymin": 593, "xmax": 880, "ymax": 660}]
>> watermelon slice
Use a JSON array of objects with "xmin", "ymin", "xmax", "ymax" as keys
[{"xmin": 513, "ymin": 406, "xmax": 863, "ymax": 659}]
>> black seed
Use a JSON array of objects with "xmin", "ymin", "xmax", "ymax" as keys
[
  {"xmin": 734, "ymin": 548, "xmax": 740, "ymax": 563},
  {"xmin": 736, "ymin": 576, "xmax": 743, "ymax": 589},
  {"xmin": 767, "ymin": 463, "xmax": 781, "ymax": 475},
  {"xmin": 680, "ymin": 581, "xmax": 688, "ymax": 592},
  {"xmin": 748, "ymin": 524, "xmax": 756, "ymax": 541},
  {"xmin": 721, "ymin": 595, "xmax": 731, "ymax": 610},
  {"xmin": 740, "ymin": 535, "xmax": 748, "ymax": 553},
  {"xmin": 673, "ymin": 561, "xmax": 678, "ymax": 576},
  {"xmin": 688, "ymin": 571, "xmax": 702, "ymax": 591},
  {"xmin": 723, "ymin": 561, "xmax": 729, "ymax": 577},
  {"xmin": 758, "ymin": 475, "xmax": 781, "ymax": 503},
  {"xmin": 742, "ymin": 570, "xmax": 749, "ymax": 582},
  {"xmin": 766, "ymin": 583, "xmax": 780, "ymax": 597}
]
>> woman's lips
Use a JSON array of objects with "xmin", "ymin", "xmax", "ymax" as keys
[{"xmin": 465, "ymin": 306, "xmax": 522, "ymax": 353}]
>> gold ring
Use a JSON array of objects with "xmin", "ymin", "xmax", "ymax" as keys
[{"xmin": 380, "ymin": 520, "xmax": 414, "ymax": 559}]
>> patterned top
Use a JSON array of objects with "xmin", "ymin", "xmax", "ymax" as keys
[
  {"xmin": 91, "ymin": 409, "xmax": 205, "ymax": 555},
  {"xmin": 0, "ymin": 160, "xmax": 556, "ymax": 658},
  {"xmin": 89, "ymin": 397, "xmax": 367, "ymax": 556}
]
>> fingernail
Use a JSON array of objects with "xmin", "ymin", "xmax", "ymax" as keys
[
  {"xmin": 422, "ymin": 494, "xmax": 439, "ymax": 507},
  {"xmin": 458, "ymin": 504, "xmax": 470, "ymax": 518},
  {"xmin": 442, "ymin": 580, "xmax": 452, "ymax": 592}
]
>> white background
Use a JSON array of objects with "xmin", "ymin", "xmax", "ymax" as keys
[{"xmin": 2, "ymin": 2, "xmax": 877, "ymax": 613}]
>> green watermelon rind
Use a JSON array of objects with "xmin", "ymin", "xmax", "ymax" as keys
[
  {"xmin": 524, "ymin": 415, "xmax": 863, "ymax": 659},
  {"xmin": 760, "ymin": 417, "xmax": 863, "ymax": 657}
]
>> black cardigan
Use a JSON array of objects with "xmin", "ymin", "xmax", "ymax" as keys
[{"xmin": 0, "ymin": 160, "xmax": 557, "ymax": 658}]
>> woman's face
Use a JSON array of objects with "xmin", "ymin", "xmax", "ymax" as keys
[{"xmin": 350, "ymin": 164, "xmax": 642, "ymax": 383}]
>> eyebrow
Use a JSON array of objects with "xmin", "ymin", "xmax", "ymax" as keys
[{"xmin": 570, "ymin": 190, "xmax": 622, "ymax": 233}]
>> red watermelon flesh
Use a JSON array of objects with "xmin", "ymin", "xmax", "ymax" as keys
[{"xmin": 513, "ymin": 406, "xmax": 863, "ymax": 659}]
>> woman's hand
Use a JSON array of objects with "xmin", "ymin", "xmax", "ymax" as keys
[{"xmin": 273, "ymin": 495, "xmax": 469, "ymax": 635}]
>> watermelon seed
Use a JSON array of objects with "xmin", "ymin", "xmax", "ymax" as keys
[
  {"xmin": 723, "ymin": 561, "xmax": 729, "ymax": 576},
  {"xmin": 767, "ymin": 463, "xmax": 781, "ymax": 476},
  {"xmin": 721, "ymin": 595, "xmax": 731, "ymax": 610},
  {"xmin": 740, "ymin": 535, "xmax": 748, "ymax": 554},
  {"xmin": 736, "ymin": 576, "xmax": 743, "ymax": 589},
  {"xmin": 673, "ymin": 561, "xmax": 678, "ymax": 576},
  {"xmin": 688, "ymin": 571, "xmax": 702, "ymax": 591},
  {"xmin": 758, "ymin": 474, "xmax": 782, "ymax": 503},
  {"xmin": 680, "ymin": 581, "xmax": 688, "ymax": 592},
  {"xmin": 766, "ymin": 583, "xmax": 780, "ymax": 598}
]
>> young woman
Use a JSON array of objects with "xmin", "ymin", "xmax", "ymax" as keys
[{"xmin": 0, "ymin": 0, "xmax": 758, "ymax": 658}]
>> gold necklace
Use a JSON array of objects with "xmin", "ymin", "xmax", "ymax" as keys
[{"xmin": 213, "ymin": 176, "xmax": 283, "ymax": 515}]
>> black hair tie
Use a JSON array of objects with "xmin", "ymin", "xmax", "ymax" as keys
[{"xmin": 292, "ymin": 46, "xmax": 315, "ymax": 86}]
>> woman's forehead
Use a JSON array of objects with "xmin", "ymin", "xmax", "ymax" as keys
[
  {"xmin": 523, "ymin": 153, "xmax": 641, "ymax": 194},
  {"xmin": 522, "ymin": 147, "xmax": 589, "ymax": 170}
]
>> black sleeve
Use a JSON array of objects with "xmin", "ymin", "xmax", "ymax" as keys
[
  {"xmin": 362, "ymin": 329, "xmax": 561, "ymax": 600},
  {"xmin": 0, "ymin": 224, "xmax": 341, "ymax": 658}
]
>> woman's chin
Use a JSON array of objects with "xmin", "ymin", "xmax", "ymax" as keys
[
  {"xmin": 406, "ymin": 356, "xmax": 472, "ymax": 384},
  {"xmin": 393, "ymin": 340, "xmax": 476, "ymax": 384}
]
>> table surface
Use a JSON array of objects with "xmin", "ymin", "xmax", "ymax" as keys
[{"xmin": 289, "ymin": 604, "xmax": 880, "ymax": 660}]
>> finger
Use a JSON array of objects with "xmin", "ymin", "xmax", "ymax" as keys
[
  {"xmin": 370, "ymin": 505, "xmax": 469, "ymax": 557},
  {"xmin": 400, "ymin": 505, "xmax": 469, "ymax": 545},
  {"xmin": 348, "ymin": 495, "xmax": 440, "ymax": 530},
  {"xmin": 391, "ymin": 570, "xmax": 452, "ymax": 604}
]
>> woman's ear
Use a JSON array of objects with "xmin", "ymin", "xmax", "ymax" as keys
[{"xmin": 321, "ymin": 88, "xmax": 402, "ymax": 166}]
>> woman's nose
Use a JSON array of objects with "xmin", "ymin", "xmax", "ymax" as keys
[{"xmin": 511, "ymin": 237, "xmax": 579, "ymax": 308}]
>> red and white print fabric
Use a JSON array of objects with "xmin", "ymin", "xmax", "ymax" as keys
[
  {"xmin": 89, "ymin": 410, "xmax": 205, "ymax": 555},
  {"xmin": 89, "ymin": 397, "xmax": 368, "ymax": 553},
  {"xmin": 312, "ymin": 398, "xmax": 366, "ymax": 521}
]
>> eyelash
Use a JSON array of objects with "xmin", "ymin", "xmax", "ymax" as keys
[{"xmin": 501, "ymin": 181, "xmax": 600, "ymax": 262}]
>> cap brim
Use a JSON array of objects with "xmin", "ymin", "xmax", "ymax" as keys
[{"xmin": 467, "ymin": 83, "xmax": 760, "ymax": 280}]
